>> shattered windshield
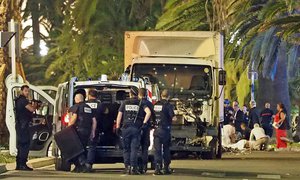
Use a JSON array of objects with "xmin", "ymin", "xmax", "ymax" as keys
[{"xmin": 132, "ymin": 64, "xmax": 212, "ymax": 99}]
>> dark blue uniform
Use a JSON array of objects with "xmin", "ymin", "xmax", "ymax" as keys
[
  {"xmin": 138, "ymin": 98, "xmax": 154, "ymax": 173},
  {"xmin": 153, "ymin": 99, "xmax": 174, "ymax": 172},
  {"xmin": 260, "ymin": 108, "xmax": 274, "ymax": 137},
  {"xmin": 224, "ymin": 106, "xmax": 234, "ymax": 125},
  {"xmin": 119, "ymin": 98, "xmax": 147, "ymax": 171},
  {"xmin": 69, "ymin": 102, "xmax": 94, "ymax": 168},
  {"xmin": 15, "ymin": 95, "xmax": 32, "ymax": 168},
  {"xmin": 248, "ymin": 107, "xmax": 260, "ymax": 129},
  {"xmin": 85, "ymin": 99, "xmax": 103, "ymax": 165}
]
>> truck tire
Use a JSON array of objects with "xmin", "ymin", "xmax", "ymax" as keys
[
  {"xmin": 201, "ymin": 139, "xmax": 218, "ymax": 160},
  {"xmin": 55, "ymin": 157, "xmax": 71, "ymax": 171}
]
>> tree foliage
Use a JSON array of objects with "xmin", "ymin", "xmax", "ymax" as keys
[{"xmin": 43, "ymin": 0, "xmax": 165, "ymax": 85}]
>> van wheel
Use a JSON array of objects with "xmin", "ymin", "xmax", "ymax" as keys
[
  {"xmin": 55, "ymin": 157, "xmax": 71, "ymax": 171},
  {"xmin": 46, "ymin": 142, "xmax": 53, "ymax": 157}
]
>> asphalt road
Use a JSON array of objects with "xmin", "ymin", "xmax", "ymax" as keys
[{"xmin": 1, "ymin": 151, "xmax": 300, "ymax": 180}]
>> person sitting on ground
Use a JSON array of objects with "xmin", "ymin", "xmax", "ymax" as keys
[
  {"xmin": 249, "ymin": 123, "xmax": 269, "ymax": 150},
  {"xmin": 240, "ymin": 122, "xmax": 251, "ymax": 140},
  {"xmin": 222, "ymin": 120, "xmax": 236, "ymax": 147}
]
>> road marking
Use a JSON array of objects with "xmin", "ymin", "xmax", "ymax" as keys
[
  {"xmin": 201, "ymin": 172, "xmax": 226, "ymax": 178},
  {"xmin": 257, "ymin": 174, "xmax": 281, "ymax": 179}
]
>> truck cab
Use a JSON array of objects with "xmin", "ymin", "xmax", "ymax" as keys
[
  {"xmin": 53, "ymin": 77, "xmax": 152, "ymax": 171},
  {"xmin": 125, "ymin": 31, "xmax": 226, "ymax": 159},
  {"xmin": 5, "ymin": 74, "xmax": 57, "ymax": 157}
]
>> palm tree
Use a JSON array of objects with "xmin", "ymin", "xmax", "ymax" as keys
[
  {"xmin": 44, "ymin": 0, "xmax": 166, "ymax": 85},
  {"xmin": 157, "ymin": 0, "xmax": 299, "ymax": 113},
  {"xmin": 0, "ymin": 0, "xmax": 23, "ymax": 144},
  {"xmin": 227, "ymin": 0, "xmax": 300, "ymax": 112}
]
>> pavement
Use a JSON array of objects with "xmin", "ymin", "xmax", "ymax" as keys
[
  {"xmin": 0, "ymin": 157, "xmax": 54, "ymax": 174},
  {"xmin": 1, "ymin": 151, "xmax": 300, "ymax": 179}
]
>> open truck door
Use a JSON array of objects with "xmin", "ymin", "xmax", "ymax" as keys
[{"xmin": 5, "ymin": 74, "xmax": 57, "ymax": 157}]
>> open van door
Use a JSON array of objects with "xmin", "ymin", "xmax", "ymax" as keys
[{"xmin": 5, "ymin": 75, "xmax": 57, "ymax": 157}]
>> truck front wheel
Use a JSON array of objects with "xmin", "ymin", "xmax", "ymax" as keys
[{"xmin": 201, "ymin": 139, "xmax": 218, "ymax": 160}]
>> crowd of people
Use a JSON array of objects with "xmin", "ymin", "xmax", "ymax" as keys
[{"xmin": 222, "ymin": 99, "xmax": 290, "ymax": 151}]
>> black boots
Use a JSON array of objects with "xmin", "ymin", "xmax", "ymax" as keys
[
  {"xmin": 130, "ymin": 166, "xmax": 140, "ymax": 175},
  {"xmin": 16, "ymin": 164, "xmax": 33, "ymax": 171},
  {"xmin": 139, "ymin": 164, "xmax": 147, "ymax": 174},
  {"xmin": 163, "ymin": 165, "xmax": 173, "ymax": 175},
  {"xmin": 154, "ymin": 164, "xmax": 163, "ymax": 175},
  {"xmin": 123, "ymin": 165, "xmax": 131, "ymax": 175},
  {"xmin": 154, "ymin": 164, "xmax": 173, "ymax": 175}
]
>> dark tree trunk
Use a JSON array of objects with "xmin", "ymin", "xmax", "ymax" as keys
[
  {"xmin": 257, "ymin": 42, "xmax": 291, "ymax": 115},
  {"xmin": 30, "ymin": 0, "xmax": 40, "ymax": 57}
]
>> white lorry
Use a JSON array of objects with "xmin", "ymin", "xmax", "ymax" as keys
[{"xmin": 124, "ymin": 31, "xmax": 226, "ymax": 159}]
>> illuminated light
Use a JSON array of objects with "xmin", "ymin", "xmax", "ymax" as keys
[
  {"xmin": 174, "ymin": 67, "xmax": 177, "ymax": 70},
  {"xmin": 62, "ymin": 113, "xmax": 70, "ymax": 126},
  {"xmin": 155, "ymin": 71, "xmax": 158, "ymax": 75},
  {"xmin": 162, "ymin": 84, "xmax": 165, "ymax": 86},
  {"xmin": 184, "ymin": 66, "xmax": 188, "ymax": 68},
  {"xmin": 159, "ymin": 81, "xmax": 162, "ymax": 84},
  {"xmin": 153, "ymin": 68, "xmax": 156, "ymax": 71},
  {"xmin": 204, "ymin": 68, "xmax": 210, "ymax": 73},
  {"xmin": 164, "ymin": 74, "xmax": 167, "ymax": 77},
  {"xmin": 171, "ymin": 84, "xmax": 174, "ymax": 87},
  {"xmin": 163, "ymin": 64, "xmax": 166, "ymax": 67}
]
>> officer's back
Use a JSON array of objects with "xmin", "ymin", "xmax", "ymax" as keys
[
  {"xmin": 69, "ymin": 94, "xmax": 94, "ymax": 142},
  {"xmin": 116, "ymin": 87, "xmax": 151, "ymax": 175},
  {"xmin": 153, "ymin": 90, "xmax": 175, "ymax": 175}
]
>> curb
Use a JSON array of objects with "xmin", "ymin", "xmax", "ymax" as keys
[
  {"xmin": 1, "ymin": 157, "xmax": 55, "ymax": 173},
  {"xmin": 28, "ymin": 157, "xmax": 55, "ymax": 169}
]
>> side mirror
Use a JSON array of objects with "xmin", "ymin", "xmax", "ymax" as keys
[{"xmin": 219, "ymin": 70, "xmax": 226, "ymax": 85}]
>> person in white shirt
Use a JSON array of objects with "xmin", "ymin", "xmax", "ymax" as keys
[
  {"xmin": 249, "ymin": 123, "xmax": 269, "ymax": 150},
  {"xmin": 222, "ymin": 121, "xmax": 236, "ymax": 146}
]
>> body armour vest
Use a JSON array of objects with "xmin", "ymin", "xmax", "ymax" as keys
[
  {"xmin": 123, "ymin": 98, "xmax": 144, "ymax": 128},
  {"xmin": 154, "ymin": 100, "xmax": 172, "ymax": 129},
  {"xmin": 75, "ymin": 102, "xmax": 93, "ymax": 130}
]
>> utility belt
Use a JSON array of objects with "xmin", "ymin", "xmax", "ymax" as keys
[
  {"xmin": 122, "ymin": 123, "xmax": 141, "ymax": 129},
  {"xmin": 155, "ymin": 125, "xmax": 171, "ymax": 131}
]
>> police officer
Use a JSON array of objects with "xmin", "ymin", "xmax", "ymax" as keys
[
  {"xmin": 153, "ymin": 90, "xmax": 175, "ymax": 175},
  {"xmin": 116, "ymin": 88, "xmax": 151, "ymax": 175},
  {"xmin": 138, "ymin": 88, "xmax": 155, "ymax": 174},
  {"xmin": 68, "ymin": 94, "xmax": 97, "ymax": 173},
  {"xmin": 224, "ymin": 99, "xmax": 234, "ymax": 125},
  {"xmin": 15, "ymin": 85, "xmax": 37, "ymax": 171},
  {"xmin": 85, "ymin": 89, "xmax": 104, "ymax": 171}
]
